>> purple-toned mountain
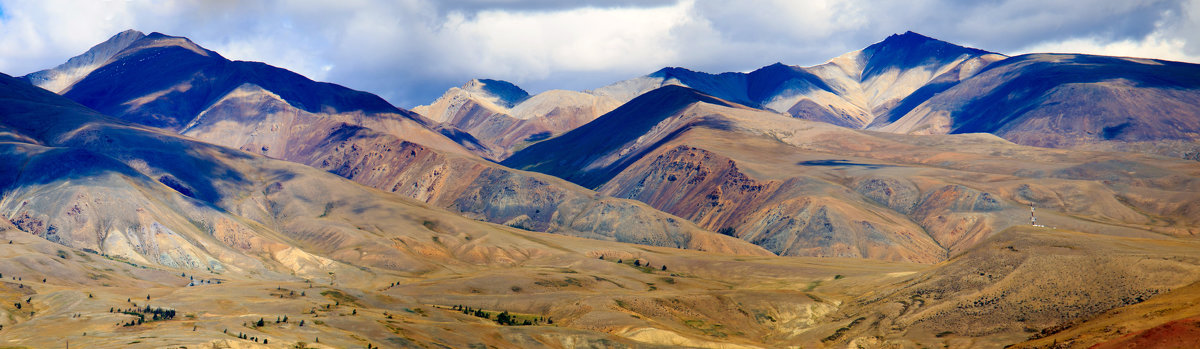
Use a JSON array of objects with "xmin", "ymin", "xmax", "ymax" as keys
[
  {"xmin": 873, "ymin": 53, "xmax": 1200, "ymax": 159},
  {"xmin": 419, "ymin": 31, "xmax": 1005, "ymax": 159},
  {"xmin": 22, "ymin": 30, "xmax": 765, "ymax": 256}
]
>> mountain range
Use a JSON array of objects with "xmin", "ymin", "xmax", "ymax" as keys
[
  {"xmin": 421, "ymin": 31, "xmax": 1200, "ymax": 162},
  {"xmin": 0, "ymin": 29, "xmax": 1198, "ymax": 348}
]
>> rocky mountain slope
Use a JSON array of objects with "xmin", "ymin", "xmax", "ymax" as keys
[
  {"xmin": 507, "ymin": 85, "xmax": 1200, "ymax": 262},
  {"xmin": 26, "ymin": 31, "xmax": 768, "ymax": 254},
  {"xmin": 415, "ymin": 78, "xmax": 623, "ymax": 160}
]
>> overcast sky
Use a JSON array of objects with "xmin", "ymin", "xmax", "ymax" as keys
[{"xmin": 1, "ymin": 0, "xmax": 1198, "ymax": 107}]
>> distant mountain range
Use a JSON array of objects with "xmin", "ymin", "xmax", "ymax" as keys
[{"xmin": 420, "ymin": 31, "xmax": 1200, "ymax": 161}]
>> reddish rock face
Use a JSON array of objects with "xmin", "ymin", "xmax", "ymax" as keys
[
  {"xmin": 284, "ymin": 127, "xmax": 767, "ymax": 256},
  {"xmin": 1091, "ymin": 317, "xmax": 1200, "ymax": 349},
  {"xmin": 603, "ymin": 145, "xmax": 946, "ymax": 263}
]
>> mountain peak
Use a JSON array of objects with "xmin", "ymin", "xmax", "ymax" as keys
[
  {"xmin": 462, "ymin": 78, "xmax": 529, "ymax": 107},
  {"xmin": 118, "ymin": 29, "xmax": 145, "ymax": 36},
  {"xmin": 113, "ymin": 29, "xmax": 147, "ymax": 40},
  {"xmin": 21, "ymin": 29, "xmax": 148, "ymax": 93},
  {"xmin": 860, "ymin": 31, "xmax": 993, "ymax": 80},
  {"xmin": 756, "ymin": 62, "xmax": 797, "ymax": 72},
  {"xmin": 649, "ymin": 66, "xmax": 697, "ymax": 78},
  {"xmin": 119, "ymin": 31, "xmax": 218, "ymax": 59},
  {"xmin": 893, "ymin": 30, "xmax": 929, "ymax": 39}
]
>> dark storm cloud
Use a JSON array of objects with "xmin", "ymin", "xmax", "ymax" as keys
[{"xmin": 0, "ymin": 0, "xmax": 1196, "ymax": 108}]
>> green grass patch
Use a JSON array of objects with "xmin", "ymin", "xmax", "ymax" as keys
[
  {"xmin": 534, "ymin": 277, "xmax": 584, "ymax": 288},
  {"xmin": 683, "ymin": 319, "xmax": 728, "ymax": 338},
  {"xmin": 320, "ymin": 290, "xmax": 361, "ymax": 307}
]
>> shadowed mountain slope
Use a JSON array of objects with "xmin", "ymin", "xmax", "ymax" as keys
[
  {"xmin": 58, "ymin": 32, "xmax": 402, "ymax": 131},
  {"xmin": 36, "ymin": 31, "xmax": 483, "ymax": 160},
  {"xmin": 503, "ymin": 85, "xmax": 734, "ymax": 189},
  {"xmin": 875, "ymin": 53, "xmax": 1200, "ymax": 159}
]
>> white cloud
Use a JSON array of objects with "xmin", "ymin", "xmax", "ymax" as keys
[
  {"xmin": 438, "ymin": 4, "xmax": 690, "ymax": 78},
  {"xmin": 1014, "ymin": 0, "xmax": 1200, "ymax": 62},
  {"xmin": 1017, "ymin": 34, "xmax": 1200, "ymax": 62}
]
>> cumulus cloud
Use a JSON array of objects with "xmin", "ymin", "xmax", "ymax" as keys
[{"xmin": 0, "ymin": 0, "xmax": 1197, "ymax": 107}]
